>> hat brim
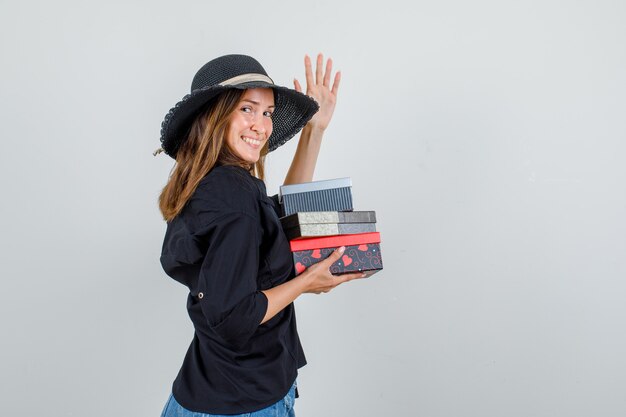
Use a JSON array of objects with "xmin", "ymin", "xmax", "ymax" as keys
[{"xmin": 160, "ymin": 82, "xmax": 319, "ymax": 158}]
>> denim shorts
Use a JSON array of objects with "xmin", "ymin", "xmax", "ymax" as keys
[{"xmin": 160, "ymin": 382, "xmax": 297, "ymax": 417}]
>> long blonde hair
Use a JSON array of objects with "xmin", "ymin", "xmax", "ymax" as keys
[{"xmin": 159, "ymin": 89, "xmax": 269, "ymax": 221}]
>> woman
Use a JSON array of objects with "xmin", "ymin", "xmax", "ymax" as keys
[{"xmin": 157, "ymin": 54, "xmax": 365, "ymax": 417}]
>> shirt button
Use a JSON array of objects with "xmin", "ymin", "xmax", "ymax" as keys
[{"xmin": 198, "ymin": 292, "xmax": 204, "ymax": 299}]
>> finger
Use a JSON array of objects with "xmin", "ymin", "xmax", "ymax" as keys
[
  {"xmin": 331, "ymin": 71, "xmax": 341, "ymax": 95},
  {"xmin": 294, "ymin": 78, "xmax": 302, "ymax": 93},
  {"xmin": 321, "ymin": 246, "xmax": 345, "ymax": 267},
  {"xmin": 315, "ymin": 53, "xmax": 323, "ymax": 85},
  {"xmin": 323, "ymin": 58, "xmax": 332, "ymax": 87},
  {"xmin": 337, "ymin": 271, "xmax": 367, "ymax": 283},
  {"xmin": 304, "ymin": 55, "xmax": 314, "ymax": 87},
  {"xmin": 324, "ymin": 272, "xmax": 361, "ymax": 292}
]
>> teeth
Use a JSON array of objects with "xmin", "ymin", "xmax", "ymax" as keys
[{"xmin": 241, "ymin": 136, "xmax": 261, "ymax": 146}]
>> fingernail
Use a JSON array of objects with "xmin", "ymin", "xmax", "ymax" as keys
[{"xmin": 338, "ymin": 246, "xmax": 345, "ymax": 254}]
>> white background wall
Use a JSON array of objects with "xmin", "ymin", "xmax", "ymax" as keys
[{"xmin": 1, "ymin": 0, "xmax": 625, "ymax": 416}]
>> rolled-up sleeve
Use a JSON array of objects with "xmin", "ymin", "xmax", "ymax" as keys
[{"xmin": 195, "ymin": 211, "xmax": 268, "ymax": 348}]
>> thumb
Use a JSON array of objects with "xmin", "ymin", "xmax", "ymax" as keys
[{"xmin": 322, "ymin": 246, "xmax": 345, "ymax": 266}]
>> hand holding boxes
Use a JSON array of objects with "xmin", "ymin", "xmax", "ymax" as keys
[{"xmin": 278, "ymin": 178, "xmax": 383, "ymax": 277}]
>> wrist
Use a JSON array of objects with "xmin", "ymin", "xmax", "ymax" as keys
[
  {"xmin": 293, "ymin": 272, "xmax": 312, "ymax": 294},
  {"xmin": 303, "ymin": 123, "xmax": 326, "ymax": 136}
]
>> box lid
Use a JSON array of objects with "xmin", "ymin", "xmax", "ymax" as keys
[
  {"xmin": 279, "ymin": 177, "xmax": 352, "ymax": 198},
  {"xmin": 289, "ymin": 232, "xmax": 381, "ymax": 251}
]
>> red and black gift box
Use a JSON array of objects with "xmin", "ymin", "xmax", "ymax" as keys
[{"xmin": 290, "ymin": 232, "xmax": 383, "ymax": 277}]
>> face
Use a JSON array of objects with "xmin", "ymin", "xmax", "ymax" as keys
[{"xmin": 225, "ymin": 88, "xmax": 275, "ymax": 164}]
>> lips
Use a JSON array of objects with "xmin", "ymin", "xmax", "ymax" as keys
[{"xmin": 241, "ymin": 136, "xmax": 263, "ymax": 147}]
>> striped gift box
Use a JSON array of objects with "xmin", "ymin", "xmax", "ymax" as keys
[{"xmin": 279, "ymin": 177, "xmax": 353, "ymax": 216}]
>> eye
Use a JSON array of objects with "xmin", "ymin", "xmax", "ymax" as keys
[
  {"xmin": 241, "ymin": 106, "xmax": 252, "ymax": 113},
  {"xmin": 263, "ymin": 110, "xmax": 274, "ymax": 118}
]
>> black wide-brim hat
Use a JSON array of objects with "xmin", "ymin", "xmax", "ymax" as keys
[{"xmin": 159, "ymin": 54, "xmax": 319, "ymax": 158}]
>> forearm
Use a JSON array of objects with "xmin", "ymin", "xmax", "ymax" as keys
[
  {"xmin": 260, "ymin": 247, "xmax": 364, "ymax": 324},
  {"xmin": 283, "ymin": 124, "xmax": 325, "ymax": 185},
  {"xmin": 260, "ymin": 276, "xmax": 308, "ymax": 324}
]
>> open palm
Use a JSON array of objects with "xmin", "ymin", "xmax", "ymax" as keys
[{"xmin": 294, "ymin": 53, "xmax": 341, "ymax": 131}]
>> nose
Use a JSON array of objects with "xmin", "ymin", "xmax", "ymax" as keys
[
  {"xmin": 252, "ymin": 123, "xmax": 265, "ymax": 135},
  {"xmin": 251, "ymin": 115, "xmax": 271, "ymax": 138}
]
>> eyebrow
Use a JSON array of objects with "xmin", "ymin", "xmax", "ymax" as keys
[{"xmin": 242, "ymin": 99, "xmax": 275, "ymax": 108}]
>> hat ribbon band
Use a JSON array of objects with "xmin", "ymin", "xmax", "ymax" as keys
[{"xmin": 219, "ymin": 73, "xmax": 274, "ymax": 86}]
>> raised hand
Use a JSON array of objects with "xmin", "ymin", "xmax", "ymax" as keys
[{"xmin": 294, "ymin": 53, "xmax": 341, "ymax": 131}]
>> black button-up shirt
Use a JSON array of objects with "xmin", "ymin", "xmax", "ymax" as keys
[{"xmin": 160, "ymin": 165, "xmax": 306, "ymax": 414}]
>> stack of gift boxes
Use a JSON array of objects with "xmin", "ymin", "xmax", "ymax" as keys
[{"xmin": 278, "ymin": 177, "xmax": 383, "ymax": 277}]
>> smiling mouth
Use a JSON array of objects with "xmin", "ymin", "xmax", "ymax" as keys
[{"xmin": 241, "ymin": 136, "xmax": 262, "ymax": 147}]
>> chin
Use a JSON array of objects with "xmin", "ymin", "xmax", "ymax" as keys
[
  {"xmin": 236, "ymin": 154, "xmax": 259, "ymax": 165},
  {"xmin": 241, "ymin": 153, "xmax": 260, "ymax": 164},
  {"xmin": 231, "ymin": 143, "xmax": 264, "ymax": 164}
]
